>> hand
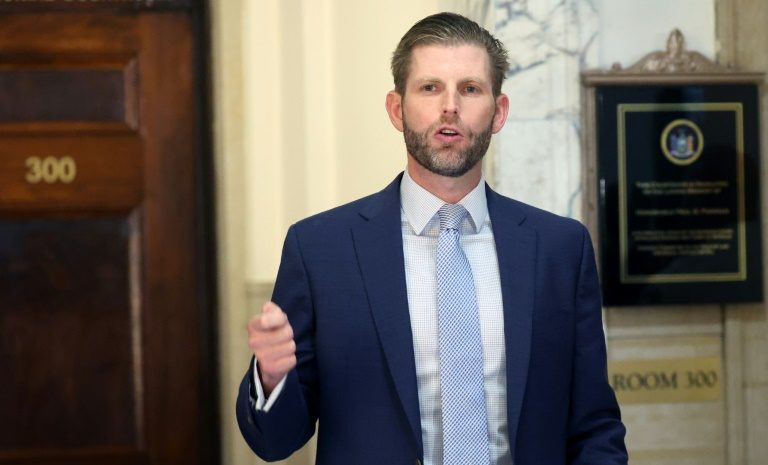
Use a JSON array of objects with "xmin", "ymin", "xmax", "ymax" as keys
[{"xmin": 247, "ymin": 301, "xmax": 297, "ymax": 396}]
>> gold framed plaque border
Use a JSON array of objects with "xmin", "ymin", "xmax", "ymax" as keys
[{"xmin": 617, "ymin": 102, "xmax": 746, "ymax": 284}]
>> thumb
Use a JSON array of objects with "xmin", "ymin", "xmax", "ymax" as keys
[{"xmin": 262, "ymin": 301, "xmax": 279, "ymax": 314}]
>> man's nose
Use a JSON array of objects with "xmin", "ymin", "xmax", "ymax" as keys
[{"xmin": 442, "ymin": 89, "xmax": 459, "ymax": 115}]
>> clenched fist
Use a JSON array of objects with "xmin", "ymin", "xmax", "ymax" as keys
[{"xmin": 247, "ymin": 302, "xmax": 297, "ymax": 396}]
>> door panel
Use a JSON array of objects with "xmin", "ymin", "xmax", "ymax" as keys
[
  {"xmin": 0, "ymin": 57, "xmax": 137, "ymax": 126},
  {"xmin": 0, "ymin": 217, "xmax": 138, "ymax": 450}
]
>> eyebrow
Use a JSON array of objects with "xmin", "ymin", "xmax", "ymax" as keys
[{"xmin": 412, "ymin": 76, "xmax": 490, "ymax": 85}]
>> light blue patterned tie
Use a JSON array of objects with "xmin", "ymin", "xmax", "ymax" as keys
[{"xmin": 437, "ymin": 203, "xmax": 490, "ymax": 465}]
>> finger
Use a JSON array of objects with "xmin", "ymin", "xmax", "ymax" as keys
[
  {"xmin": 262, "ymin": 301, "xmax": 281, "ymax": 314},
  {"xmin": 247, "ymin": 302, "xmax": 283, "ymax": 331},
  {"xmin": 247, "ymin": 313, "xmax": 262, "ymax": 332},
  {"xmin": 259, "ymin": 307, "xmax": 289, "ymax": 330},
  {"xmin": 248, "ymin": 325, "xmax": 294, "ymax": 353},
  {"xmin": 271, "ymin": 355, "xmax": 297, "ymax": 373},
  {"xmin": 256, "ymin": 339, "xmax": 296, "ymax": 360},
  {"xmin": 247, "ymin": 309, "xmax": 287, "ymax": 333}
]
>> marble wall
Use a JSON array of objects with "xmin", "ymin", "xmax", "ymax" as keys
[
  {"xmin": 494, "ymin": 0, "xmax": 598, "ymax": 219},
  {"xmin": 716, "ymin": 2, "xmax": 768, "ymax": 464}
]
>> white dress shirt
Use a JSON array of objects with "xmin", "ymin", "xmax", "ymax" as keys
[
  {"xmin": 400, "ymin": 170, "xmax": 511, "ymax": 465},
  {"xmin": 253, "ymin": 171, "xmax": 511, "ymax": 464}
]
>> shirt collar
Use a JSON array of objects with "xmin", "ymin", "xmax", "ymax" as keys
[{"xmin": 400, "ymin": 168, "xmax": 488, "ymax": 235}]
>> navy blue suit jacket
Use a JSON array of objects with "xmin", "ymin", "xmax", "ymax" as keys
[{"xmin": 237, "ymin": 173, "xmax": 627, "ymax": 464}]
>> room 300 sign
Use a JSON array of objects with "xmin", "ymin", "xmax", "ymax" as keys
[
  {"xmin": 611, "ymin": 368, "xmax": 718, "ymax": 391},
  {"xmin": 608, "ymin": 357, "xmax": 721, "ymax": 404}
]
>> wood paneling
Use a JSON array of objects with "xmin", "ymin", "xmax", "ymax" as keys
[
  {"xmin": 0, "ymin": 8, "xmax": 217, "ymax": 465},
  {"xmin": 0, "ymin": 136, "xmax": 142, "ymax": 212},
  {"xmin": 0, "ymin": 218, "xmax": 138, "ymax": 449},
  {"xmin": 0, "ymin": 55, "xmax": 138, "ymax": 131},
  {"xmin": 0, "ymin": 68, "xmax": 126, "ymax": 122}
]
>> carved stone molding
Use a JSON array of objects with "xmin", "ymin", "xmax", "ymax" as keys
[
  {"xmin": 612, "ymin": 29, "xmax": 728, "ymax": 74},
  {"xmin": 581, "ymin": 28, "xmax": 763, "ymax": 85}
]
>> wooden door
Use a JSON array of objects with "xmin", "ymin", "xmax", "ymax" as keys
[{"xmin": 0, "ymin": 3, "xmax": 218, "ymax": 465}]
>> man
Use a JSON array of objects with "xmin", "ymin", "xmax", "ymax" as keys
[{"xmin": 237, "ymin": 12, "xmax": 627, "ymax": 465}]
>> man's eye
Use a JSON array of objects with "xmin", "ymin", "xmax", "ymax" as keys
[
  {"xmin": 465, "ymin": 85, "xmax": 477, "ymax": 93},
  {"xmin": 423, "ymin": 84, "xmax": 436, "ymax": 92}
]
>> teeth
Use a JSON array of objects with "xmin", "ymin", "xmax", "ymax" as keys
[{"xmin": 440, "ymin": 129, "xmax": 457, "ymax": 135}]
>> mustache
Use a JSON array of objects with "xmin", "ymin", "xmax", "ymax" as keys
[{"xmin": 427, "ymin": 116, "xmax": 469, "ymax": 136}]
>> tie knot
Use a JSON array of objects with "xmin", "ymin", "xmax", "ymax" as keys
[{"xmin": 438, "ymin": 203, "xmax": 468, "ymax": 231}]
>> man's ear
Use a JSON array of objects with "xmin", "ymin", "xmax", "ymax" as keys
[
  {"xmin": 385, "ymin": 90, "xmax": 404, "ymax": 132},
  {"xmin": 491, "ymin": 93, "xmax": 509, "ymax": 134}
]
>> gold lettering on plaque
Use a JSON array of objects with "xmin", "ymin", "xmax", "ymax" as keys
[
  {"xmin": 635, "ymin": 180, "xmax": 729, "ymax": 196},
  {"xmin": 609, "ymin": 357, "xmax": 721, "ymax": 404},
  {"xmin": 25, "ymin": 156, "xmax": 77, "ymax": 184}
]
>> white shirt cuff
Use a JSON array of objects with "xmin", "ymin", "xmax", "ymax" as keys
[{"xmin": 252, "ymin": 359, "xmax": 287, "ymax": 412}]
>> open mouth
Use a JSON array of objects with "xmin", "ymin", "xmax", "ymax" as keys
[{"xmin": 435, "ymin": 126, "xmax": 463, "ymax": 142}]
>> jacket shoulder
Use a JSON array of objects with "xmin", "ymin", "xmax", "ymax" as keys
[
  {"xmin": 292, "ymin": 191, "xmax": 379, "ymax": 234},
  {"xmin": 490, "ymin": 190, "xmax": 587, "ymax": 237},
  {"xmin": 291, "ymin": 173, "xmax": 402, "ymax": 235}
]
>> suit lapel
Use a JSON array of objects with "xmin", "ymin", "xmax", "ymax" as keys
[
  {"xmin": 486, "ymin": 186, "xmax": 536, "ymax": 457},
  {"xmin": 351, "ymin": 174, "xmax": 423, "ymax": 455}
]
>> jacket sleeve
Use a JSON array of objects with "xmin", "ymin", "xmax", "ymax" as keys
[
  {"xmin": 236, "ymin": 225, "xmax": 318, "ymax": 461},
  {"xmin": 567, "ymin": 225, "xmax": 628, "ymax": 464}
]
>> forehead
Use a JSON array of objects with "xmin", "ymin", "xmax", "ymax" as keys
[{"xmin": 407, "ymin": 43, "xmax": 491, "ymax": 83}]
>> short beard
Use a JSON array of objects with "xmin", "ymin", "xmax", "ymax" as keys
[{"xmin": 403, "ymin": 114, "xmax": 493, "ymax": 178}]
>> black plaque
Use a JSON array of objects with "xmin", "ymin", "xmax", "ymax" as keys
[{"xmin": 596, "ymin": 84, "xmax": 762, "ymax": 305}]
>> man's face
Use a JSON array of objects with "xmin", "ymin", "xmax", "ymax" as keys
[{"xmin": 386, "ymin": 44, "xmax": 508, "ymax": 178}]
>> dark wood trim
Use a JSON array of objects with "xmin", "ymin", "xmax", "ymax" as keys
[
  {"xmin": 0, "ymin": 0, "xmax": 191, "ymax": 13},
  {"xmin": 582, "ymin": 72, "xmax": 766, "ymax": 86},
  {"xmin": 0, "ymin": 447, "xmax": 148, "ymax": 465},
  {"xmin": 190, "ymin": 0, "xmax": 221, "ymax": 464}
]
